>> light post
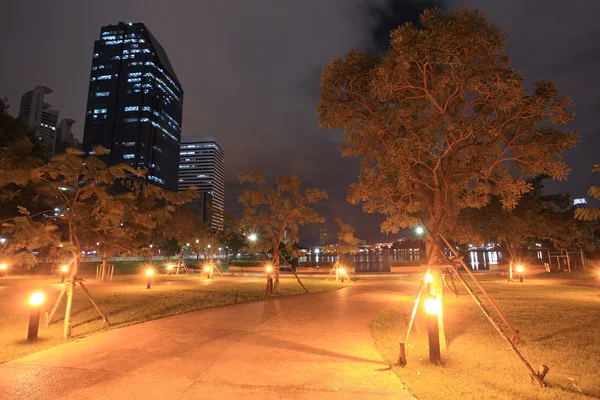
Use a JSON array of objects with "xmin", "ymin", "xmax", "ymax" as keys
[
  {"xmin": 145, "ymin": 268, "xmax": 154, "ymax": 289},
  {"xmin": 0, "ymin": 263, "xmax": 7, "ymax": 278},
  {"xmin": 60, "ymin": 265, "xmax": 69, "ymax": 283},
  {"xmin": 516, "ymin": 265, "xmax": 524, "ymax": 282},
  {"xmin": 424, "ymin": 297, "xmax": 442, "ymax": 364},
  {"xmin": 265, "ymin": 265, "xmax": 274, "ymax": 297},
  {"xmin": 28, "ymin": 292, "xmax": 45, "ymax": 341}
]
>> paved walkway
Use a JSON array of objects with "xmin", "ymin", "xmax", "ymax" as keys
[{"xmin": 0, "ymin": 280, "xmax": 414, "ymax": 400}]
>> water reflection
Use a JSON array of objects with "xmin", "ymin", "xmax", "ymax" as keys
[{"xmin": 301, "ymin": 250, "xmax": 505, "ymax": 272}]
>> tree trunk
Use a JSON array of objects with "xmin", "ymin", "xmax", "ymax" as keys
[
  {"xmin": 273, "ymin": 251, "xmax": 280, "ymax": 293},
  {"xmin": 101, "ymin": 251, "xmax": 108, "ymax": 281},
  {"xmin": 424, "ymin": 215, "xmax": 447, "ymax": 351}
]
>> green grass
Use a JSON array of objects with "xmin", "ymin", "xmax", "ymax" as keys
[
  {"xmin": 0, "ymin": 275, "xmax": 347, "ymax": 364},
  {"xmin": 371, "ymin": 276, "xmax": 600, "ymax": 400}
]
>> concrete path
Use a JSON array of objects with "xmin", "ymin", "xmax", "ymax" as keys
[{"xmin": 0, "ymin": 280, "xmax": 414, "ymax": 400}]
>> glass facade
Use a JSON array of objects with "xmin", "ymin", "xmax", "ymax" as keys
[{"xmin": 82, "ymin": 22, "xmax": 183, "ymax": 191}]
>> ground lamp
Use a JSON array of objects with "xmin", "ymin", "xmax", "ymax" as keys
[
  {"xmin": 338, "ymin": 267, "xmax": 346, "ymax": 282},
  {"xmin": 166, "ymin": 264, "xmax": 174, "ymax": 275},
  {"xmin": 0, "ymin": 263, "xmax": 6, "ymax": 277},
  {"xmin": 265, "ymin": 265, "xmax": 274, "ymax": 297},
  {"xmin": 516, "ymin": 265, "xmax": 524, "ymax": 282},
  {"xmin": 424, "ymin": 297, "xmax": 442, "ymax": 364},
  {"xmin": 28, "ymin": 292, "xmax": 45, "ymax": 341},
  {"xmin": 424, "ymin": 270, "xmax": 434, "ymax": 292},
  {"xmin": 60, "ymin": 265, "xmax": 69, "ymax": 283},
  {"xmin": 204, "ymin": 264, "xmax": 213, "ymax": 279},
  {"xmin": 145, "ymin": 268, "xmax": 154, "ymax": 289}
]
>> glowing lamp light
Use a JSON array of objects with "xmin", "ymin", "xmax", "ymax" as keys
[
  {"xmin": 167, "ymin": 264, "xmax": 174, "ymax": 271},
  {"xmin": 516, "ymin": 265, "xmax": 524, "ymax": 273},
  {"xmin": 60, "ymin": 265, "xmax": 69, "ymax": 273},
  {"xmin": 339, "ymin": 267, "xmax": 346, "ymax": 275},
  {"xmin": 424, "ymin": 298, "xmax": 441, "ymax": 315},
  {"xmin": 265, "ymin": 265, "xmax": 272, "ymax": 273},
  {"xmin": 204, "ymin": 265, "xmax": 211, "ymax": 272},
  {"xmin": 29, "ymin": 292, "xmax": 45, "ymax": 306},
  {"xmin": 145, "ymin": 269, "xmax": 154, "ymax": 277},
  {"xmin": 424, "ymin": 272, "xmax": 434, "ymax": 284},
  {"xmin": 248, "ymin": 233, "xmax": 257, "ymax": 242},
  {"xmin": 0, "ymin": 263, "xmax": 7, "ymax": 270},
  {"xmin": 415, "ymin": 226, "xmax": 425, "ymax": 235}
]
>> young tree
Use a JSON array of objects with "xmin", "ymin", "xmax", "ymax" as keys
[
  {"xmin": 333, "ymin": 218, "xmax": 360, "ymax": 264},
  {"xmin": 164, "ymin": 205, "xmax": 208, "ymax": 272},
  {"xmin": 239, "ymin": 170, "xmax": 327, "ymax": 292},
  {"xmin": 318, "ymin": 8, "xmax": 579, "ymax": 265},
  {"xmin": 575, "ymin": 164, "xmax": 600, "ymax": 221}
]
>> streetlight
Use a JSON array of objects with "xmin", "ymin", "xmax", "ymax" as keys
[
  {"xmin": 0, "ymin": 263, "xmax": 7, "ymax": 278},
  {"xmin": 28, "ymin": 292, "xmax": 45, "ymax": 341},
  {"xmin": 415, "ymin": 226, "xmax": 425, "ymax": 235},
  {"xmin": 248, "ymin": 233, "xmax": 257, "ymax": 242},
  {"xmin": 60, "ymin": 265, "xmax": 69, "ymax": 283},
  {"xmin": 424, "ymin": 297, "xmax": 442, "ymax": 364},
  {"xmin": 145, "ymin": 268, "xmax": 154, "ymax": 289},
  {"xmin": 516, "ymin": 265, "xmax": 524, "ymax": 282}
]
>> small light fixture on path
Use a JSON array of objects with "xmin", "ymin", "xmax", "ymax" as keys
[
  {"xmin": 0, "ymin": 263, "xmax": 6, "ymax": 277},
  {"xmin": 204, "ymin": 264, "xmax": 213, "ymax": 279},
  {"xmin": 516, "ymin": 265, "xmax": 524, "ymax": 282},
  {"xmin": 60, "ymin": 265, "xmax": 69, "ymax": 283},
  {"xmin": 146, "ymin": 268, "xmax": 154, "ymax": 289},
  {"xmin": 424, "ymin": 297, "xmax": 442, "ymax": 364},
  {"xmin": 166, "ymin": 264, "xmax": 174, "ymax": 275},
  {"xmin": 28, "ymin": 292, "xmax": 45, "ymax": 341}
]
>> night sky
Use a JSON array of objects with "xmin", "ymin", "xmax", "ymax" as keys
[{"xmin": 1, "ymin": 0, "xmax": 598, "ymax": 244}]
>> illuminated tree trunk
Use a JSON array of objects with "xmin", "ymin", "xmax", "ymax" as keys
[{"xmin": 425, "ymin": 210, "xmax": 447, "ymax": 351}]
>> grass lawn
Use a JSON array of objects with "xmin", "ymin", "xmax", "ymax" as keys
[
  {"xmin": 371, "ymin": 276, "xmax": 600, "ymax": 400},
  {"xmin": 0, "ymin": 275, "xmax": 347, "ymax": 364}
]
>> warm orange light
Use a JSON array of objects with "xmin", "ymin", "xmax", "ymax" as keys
[
  {"xmin": 339, "ymin": 267, "xmax": 346, "ymax": 275},
  {"xmin": 516, "ymin": 265, "xmax": 524, "ymax": 273},
  {"xmin": 145, "ymin": 269, "xmax": 154, "ymax": 276},
  {"xmin": 265, "ymin": 265, "xmax": 272, "ymax": 273},
  {"xmin": 60, "ymin": 265, "xmax": 69, "ymax": 273},
  {"xmin": 424, "ymin": 298, "xmax": 441, "ymax": 315},
  {"xmin": 424, "ymin": 271, "xmax": 434, "ymax": 283},
  {"xmin": 166, "ymin": 264, "xmax": 174, "ymax": 271},
  {"xmin": 204, "ymin": 265, "xmax": 211, "ymax": 272},
  {"xmin": 0, "ymin": 263, "xmax": 6, "ymax": 270},
  {"xmin": 29, "ymin": 292, "xmax": 45, "ymax": 306}
]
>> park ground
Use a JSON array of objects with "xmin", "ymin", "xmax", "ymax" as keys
[
  {"xmin": 371, "ymin": 271, "xmax": 600, "ymax": 400},
  {"xmin": 0, "ymin": 261, "xmax": 347, "ymax": 363}
]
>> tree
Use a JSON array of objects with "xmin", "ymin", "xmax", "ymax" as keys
[
  {"xmin": 238, "ymin": 170, "xmax": 327, "ymax": 292},
  {"xmin": 575, "ymin": 164, "xmax": 600, "ymax": 221},
  {"xmin": 163, "ymin": 205, "xmax": 208, "ymax": 271},
  {"xmin": 458, "ymin": 177, "xmax": 572, "ymax": 280},
  {"xmin": 333, "ymin": 218, "xmax": 360, "ymax": 262},
  {"xmin": 318, "ymin": 8, "xmax": 579, "ymax": 265}
]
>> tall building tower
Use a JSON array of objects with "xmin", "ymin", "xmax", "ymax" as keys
[
  {"xmin": 178, "ymin": 136, "xmax": 225, "ymax": 230},
  {"xmin": 55, "ymin": 118, "xmax": 80, "ymax": 154},
  {"xmin": 317, "ymin": 229, "xmax": 328, "ymax": 246},
  {"xmin": 19, "ymin": 86, "xmax": 60, "ymax": 156},
  {"xmin": 82, "ymin": 22, "xmax": 183, "ymax": 191}
]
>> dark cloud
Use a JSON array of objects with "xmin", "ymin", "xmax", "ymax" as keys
[{"xmin": 0, "ymin": 0, "xmax": 598, "ymax": 244}]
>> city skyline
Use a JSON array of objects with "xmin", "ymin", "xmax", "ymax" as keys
[{"xmin": 1, "ymin": 0, "xmax": 599, "ymax": 243}]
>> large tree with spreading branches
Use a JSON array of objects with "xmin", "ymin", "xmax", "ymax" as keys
[
  {"xmin": 238, "ymin": 170, "xmax": 327, "ymax": 293},
  {"xmin": 318, "ymin": 8, "xmax": 579, "ymax": 265}
]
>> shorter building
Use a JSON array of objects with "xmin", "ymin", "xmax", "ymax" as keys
[
  {"xmin": 317, "ymin": 228, "xmax": 328, "ymax": 246},
  {"xmin": 178, "ymin": 136, "xmax": 225, "ymax": 230},
  {"xmin": 55, "ymin": 119, "xmax": 81, "ymax": 154},
  {"xmin": 19, "ymin": 86, "xmax": 60, "ymax": 156}
]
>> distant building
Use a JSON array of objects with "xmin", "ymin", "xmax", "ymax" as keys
[
  {"xmin": 55, "ymin": 118, "xmax": 80, "ymax": 154},
  {"xmin": 19, "ymin": 85, "xmax": 60, "ymax": 156},
  {"xmin": 178, "ymin": 136, "xmax": 225, "ymax": 230},
  {"xmin": 317, "ymin": 228, "xmax": 328, "ymax": 246},
  {"xmin": 82, "ymin": 21, "xmax": 183, "ymax": 191},
  {"xmin": 573, "ymin": 198, "xmax": 587, "ymax": 207}
]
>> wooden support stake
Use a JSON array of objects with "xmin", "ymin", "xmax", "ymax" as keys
[
  {"xmin": 78, "ymin": 281, "xmax": 110, "ymax": 327},
  {"xmin": 284, "ymin": 265, "xmax": 309, "ymax": 293},
  {"xmin": 566, "ymin": 249, "xmax": 572, "ymax": 273},
  {"xmin": 448, "ymin": 263, "xmax": 545, "ymax": 386},
  {"xmin": 440, "ymin": 234, "xmax": 520, "ymax": 342},
  {"xmin": 64, "ymin": 282, "xmax": 74, "ymax": 339},
  {"xmin": 537, "ymin": 365, "xmax": 550, "ymax": 382},
  {"xmin": 580, "ymin": 248, "xmax": 585, "ymax": 270},
  {"xmin": 47, "ymin": 285, "xmax": 67, "ymax": 327},
  {"xmin": 398, "ymin": 278, "xmax": 424, "ymax": 366},
  {"xmin": 213, "ymin": 263, "xmax": 224, "ymax": 277}
]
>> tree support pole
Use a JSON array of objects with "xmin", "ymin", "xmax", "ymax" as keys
[
  {"xmin": 78, "ymin": 281, "xmax": 110, "ymax": 327},
  {"xmin": 439, "ymin": 234, "xmax": 520, "ymax": 342},
  {"xmin": 446, "ymin": 262, "xmax": 546, "ymax": 386},
  {"xmin": 286, "ymin": 265, "xmax": 309, "ymax": 293},
  {"xmin": 398, "ymin": 277, "xmax": 424, "ymax": 365},
  {"xmin": 47, "ymin": 285, "xmax": 67, "ymax": 327},
  {"xmin": 63, "ymin": 281, "xmax": 74, "ymax": 339}
]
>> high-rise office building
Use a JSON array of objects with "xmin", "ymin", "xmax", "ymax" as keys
[
  {"xmin": 317, "ymin": 229, "xmax": 328, "ymax": 246},
  {"xmin": 82, "ymin": 22, "xmax": 183, "ymax": 191},
  {"xmin": 19, "ymin": 85, "xmax": 60, "ymax": 156},
  {"xmin": 178, "ymin": 136, "xmax": 225, "ymax": 230}
]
